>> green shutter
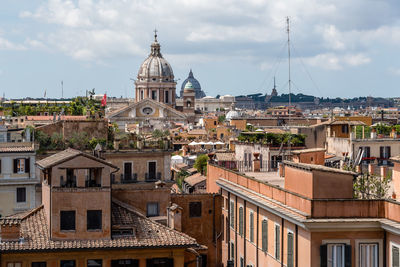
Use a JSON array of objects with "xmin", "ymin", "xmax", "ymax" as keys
[
  {"xmin": 275, "ymin": 225, "xmax": 280, "ymax": 260},
  {"xmin": 250, "ymin": 212, "xmax": 254, "ymax": 242},
  {"xmin": 393, "ymin": 246, "xmax": 400, "ymax": 267},
  {"xmin": 287, "ymin": 233, "xmax": 294, "ymax": 267},
  {"xmin": 230, "ymin": 201, "xmax": 234, "ymax": 228},
  {"xmin": 239, "ymin": 207, "xmax": 243, "ymax": 236},
  {"xmin": 262, "ymin": 220, "xmax": 268, "ymax": 252}
]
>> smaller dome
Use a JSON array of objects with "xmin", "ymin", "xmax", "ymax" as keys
[
  {"xmin": 184, "ymin": 81, "xmax": 194, "ymax": 91},
  {"xmin": 226, "ymin": 110, "xmax": 240, "ymax": 120}
]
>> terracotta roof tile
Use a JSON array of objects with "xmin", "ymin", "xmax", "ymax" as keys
[
  {"xmin": 0, "ymin": 203, "xmax": 197, "ymax": 252},
  {"xmin": 184, "ymin": 173, "xmax": 206, "ymax": 187}
]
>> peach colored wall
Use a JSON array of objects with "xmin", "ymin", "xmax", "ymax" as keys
[
  {"xmin": 298, "ymin": 227, "xmax": 311, "ymax": 267},
  {"xmin": 292, "ymin": 151, "xmax": 325, "ymax": 165},
  {"xmin": 312, "ymin": 199, "xmax": 384, "ymax": 218},
  {"xmin": 312, "ymin": 170, "xmax": 353, "ymax": 199},
  {"xmin": 51, "ymin": 189, "xmax": 111, "ymax": 240},
  {"xmin": 311, "ymin": 230, "xmax": 384, "ymax": 267},
  {"xmin": 113, "ymin": 187, "xmax": 171, "ymax": 216},
  {"xmin": 42, "ymin": 183, "xmax": 51, "ymax": 230},
  {"xmin": 207, "ymin": 164, "xmax": 312, "ymax": 215},
  {"xmin": 393, "ymin": 163, "xmax": 400, "ymax": 196},
  {"xmin": 284, "ymin": 166, "xmax": 314, "ymax": 198}
]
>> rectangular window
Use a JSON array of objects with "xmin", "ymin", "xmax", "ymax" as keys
[
  {"xmin": 7, "ymin": 263, "xmax": 22, "ymax": 267},
  {"xmin": 189, "ymin": 202, "xmax": 202, "ymax": 217},
  {"xmin": 327, "ymin": 244, "xmax": 345, "ymax": 267},
  {"xmin": 287, "ymin": 232, "xmax": 294, "ymax": 267},
  {"xmin": 342, "ymin": 124, "xmax": 349, "ymax": 134},
  {"xmin": 262, "ymin": 219, "xmax": 268, "ymax": 252},
  {"xmin": 230, "ymin": 200, "xmax": 234, "ymax": 228},
  {"xmin": 249, "ymin": 211, "xmax": 254, "ymax": 243},
  {"xmin": 275, "ymin": 224, "xmax": 280, "ymax": 260},
  {"xmin": 87, "ymin": 210, "xmax": 102, "ymax": 230},
  {"xmin": 60, "ymin": 260, "xmax": 75, "ymax": 267},
  {"xmin": 393, "ymin": 245, "xmax": 400, "ymax": 267},
  {"xmin": 16, "ymin": 187, "xmax": 26, "ymax": 203},
  {"xmin": 359, "ymin": 243, "xmax": 378, "ymax": 267},
  {"xmin": 147, "ymin": 202, "xmax": 159, "ymax": 217},
  {"xmin": 32, "ymin": 263, "xmax": 46, "ymax": 267},
  {"xmin": 380, "ymin": 146, "xmax": 391, "ymax": 159},
  {"xmin": 151, "ymin": 90, "xmax": 157, "ymax": 100},
  {"xmin": 230, "ymin": 242, "xmax": 235, "ymax": 260},
  {"xmin": 361, "ymin": 146, "xmax": 371, "ymax": 158},
  {"xmin": 238, "ymin": 207, "xmax": 244, "ymax": 236},
  {"xmin": 124, "ymin": 162, "xmax": 133, "ymax": 181},
  {"xmin": 165, "ymin": 91, "xmax": 169, "ymax": 103},
  {"xmin": 240, "ymin": 257, "xmax": 244, "ymax": 267},
  {"xmin": 111, "ymin": 259, "xmax": 139, "ymax": 267},
  {"xmin": 87, "ymin": 260, "xmax": 102, "ymax": 267},
  {"xmin": 60, "ymin": 210, "xmax": 76, "ymax": 231},
  {"xmin": 14, "ymin": 158, "xmax": 25, "ymax": 173}
]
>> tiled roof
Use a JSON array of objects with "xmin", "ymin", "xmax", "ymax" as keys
[
  {"xmin": 0, "ymin": 142, "xmax": 34, "ymax": 153},
  {"xmin": 36, "ymin": 148, "xmax": 117, "ymax": 169},
  {"xmin": 0, "ymin": 203, "xmax": 198, "ymax": 252},
  {"xmin": 215, "ymin": 152, "xmax": 236, "ymax": 161},
  {"xmin": 25, "ymin": 116, "xmax": 87, "ymax": 121},
  {"xmin": 184, "ymin": 173, "xmax": 206, "ymax": 187}
]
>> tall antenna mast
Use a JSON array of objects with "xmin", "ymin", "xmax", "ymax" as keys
[
  {"xmin": 286, "ymin": 17, "xmax": 292, "ymax": 154},
  {"xmin": 61, "ymin": 81, "xmax": 64, "ymax": 99}
]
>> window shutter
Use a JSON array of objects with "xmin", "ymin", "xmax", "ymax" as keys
[
  {"xmin": 380, "ymin": 146, "xmax": 384, "ymax": 158},
  {"xmin": 250, "ymin": 212, "xmax": 254, "ymax": 242},
  {"xmin": 239, "ymin": 207, "xmax": 243, "ymax": 236},
  {"xmin": 13, "ymin": 159, "xmax": 18, "ymax": 173},
  {"xmin": 287, "ymin": 233, "xmax": 294, "ymax": 267},
  {"xmin": 393, "ymin": 246, "xmax": 400, "ymax": 267},
  {"xmin": 345, "ymin": 244, "xmax": 351, "ymax": 267},
  {"xmin": 262, "ymin": 220, "xmax": 268, "ymax": 252},
  {"xmin": 25, "ymin": 158, "xmax": 30, "ymax": 173},
  {"xmin": 320, "ymin": 244, "xmax": 327, "ymax": 267}
]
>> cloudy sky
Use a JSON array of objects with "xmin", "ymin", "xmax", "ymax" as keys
[{"xmin": 1, "ymin": 0, "xmax": 400, "ymax": 99}]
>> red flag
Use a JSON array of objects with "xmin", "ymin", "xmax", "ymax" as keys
[{"xmin": 101, "ymin": 94, "xmax": 107, "ymax": 107}]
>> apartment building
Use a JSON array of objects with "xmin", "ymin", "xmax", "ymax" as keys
[
  {"xmin": 0, "ymin": 142, "xmax": 37, "ymax": 217},
  {"xmin": 0, "ymin": 148, "xmax": 199, "ymax": 266},
  {"xmin": 207, "ymin": 156, "xmax": 400, "ymax": 267}
]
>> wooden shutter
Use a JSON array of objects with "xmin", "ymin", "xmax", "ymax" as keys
[
  {"xmin": 345, "ymin": 244, "xmax": 351, "ymax": 267},
  {"xmin": 250, "ymin": 212, "xmax": 254, "ymax": 242},
  {"xmin": 275, "ymin": 225, "xmax": 280, "ymax": 260},
  {"xmin": 25, "ymin": 158, "xmax": 30, "ymax": 173},
  {"xmin": 393, "ymin": 246, "xmax": 400, "ymax": 267},
  {"xmin": 262, "ymin": 220, "xmax": 268, "ymax": 252},
  {"xmin": 320, "ymin": 244, "xmax": 327, "ymax": 267},
  {"xmin": 239, "ymin": 207, "xmax": 243, "ymax": 236},
  {"xmin": 13, "ymin": 159, "xmax": 18, "ymax": 173},
  {"xmin": 287, "ymin": 233, "xmax": 294, "ymax": 267}
]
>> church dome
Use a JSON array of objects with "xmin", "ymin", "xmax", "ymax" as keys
[
  {"xmin": 137, "ymin": 34, "xmax": 174, "ymax": 82},
  {"xmin": 184, "ymin": 81, "xmax": 194, "ymax": 92},
  {"xmin": 226, "ymin": 110, "xmax": 240, "ymax": 121},
  {"xmin": 180, "ymin": 70, "xmax": 205, "ymax": 98}
]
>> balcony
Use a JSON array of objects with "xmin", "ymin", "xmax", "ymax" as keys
[
  {"xmin": 120, "ymin": 173, "xmax": 138, "ymax": 184},
  {"xmin": 60, "ymin": 175, "xmax": 76, "ymax": 188},
  {"xmin": 145, "ymin": 172, "xmax": 161, "ymax": 182}
]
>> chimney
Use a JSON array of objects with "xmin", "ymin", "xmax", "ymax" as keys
[
  {"xmin": 253, "ymin": 152, "xmax": 260, "ymax": 172},
  {"xmin": 278, "ymin": 162, "xmax": 285, "ymax": 177},
  {"xmin": 371, "ymin": 128, "xmax": 377, "ymax": 139},
  {"xmin": 167, "ymin": 204, "xmax": 182, "ymax": 231},
  {"xmin": 0, "ymin": 219, "xmax": 21, "ymax": 241},
  {"xmin": 368, "ymin": 163, "xmax": 374, "ymax": 175},
  {"xmin": 381, "ymin": 166, "xmax": 388, "ymax": 178}
]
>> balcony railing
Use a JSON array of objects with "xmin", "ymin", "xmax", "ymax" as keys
[
  {"xmin": 145, "ymin": 172, "xmax": 161, "ymax": 181},
  {"xmin": 120, "ymin": 173, "xmax": 138, "ymax": 184},
  {"xmin": 60, "ymin": 175, "xmax": 77, "ymax": 188}
]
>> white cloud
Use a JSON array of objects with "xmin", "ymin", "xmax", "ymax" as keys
[
  {"xmin": 388, "ymin": 67, "xmax": 400, "ymax": 76},
  {"xmin": 305, "ymin": 53, "xmax": 371, "ymax": 70},
  {"xmin": 15, "ymin": 0, "xmax": 400, "ymax": 70},
  {"xmin": 0, "ymin": 35, "xmax": 26, "ymax": 50}
]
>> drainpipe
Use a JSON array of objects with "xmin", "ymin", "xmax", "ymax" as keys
[
  {"xmin": 281, "ymin": 218, "xmax": 284, "ymax": 267},
  {"xmin": 295, "ymin": 225, "xmax": 298, "ymax": 267}
]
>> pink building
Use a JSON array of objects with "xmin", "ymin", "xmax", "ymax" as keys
[{"xmin": 208, "ymin": 157, "xmax": 400, "ymax": 267}]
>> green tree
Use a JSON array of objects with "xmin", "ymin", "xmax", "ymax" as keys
[
  {"xmin": 194, "ymin": 154, "xmax": 208, "ymax": 175},
  {"xmin": 175, "ymin": 170, "xmax": 189, "ymax": 191}
]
